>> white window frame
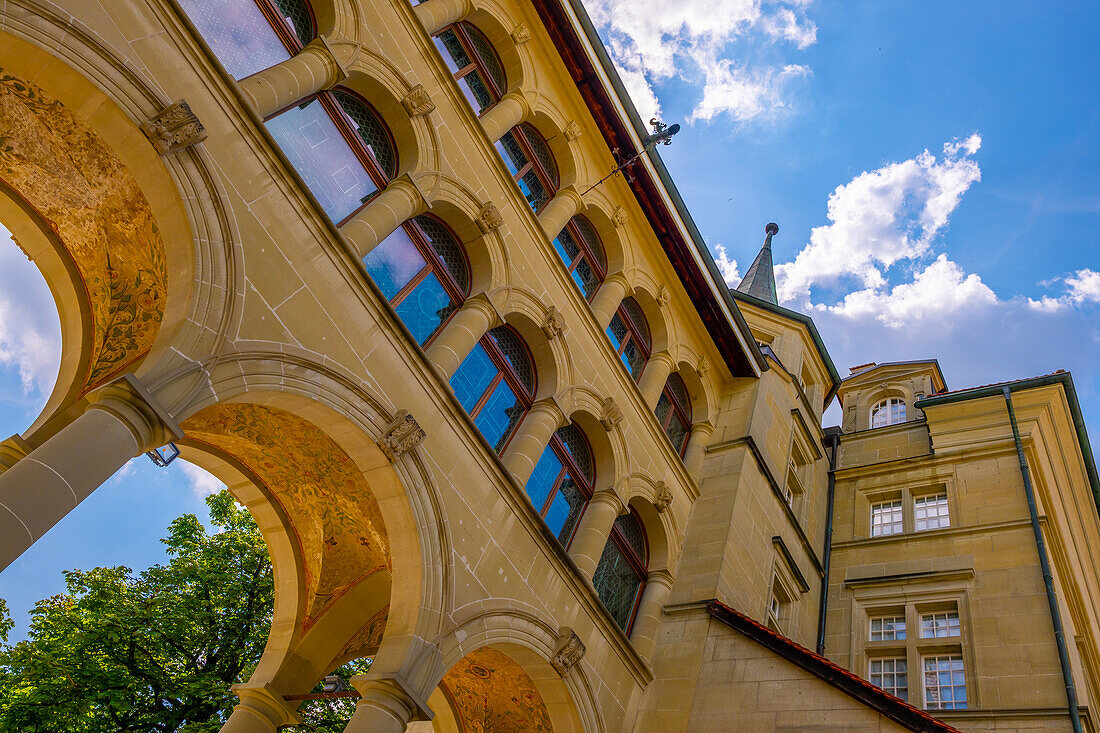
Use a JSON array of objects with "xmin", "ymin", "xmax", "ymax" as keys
[
  {"xmin": 869, "ymin": 615, "xmax": 907, "ymax": 641},
  {"xmin": 871, "ymin": 499, "xmax": 904, "ymax": 537},
  {"xmin": 922, "ymin": 654, "xmax": 967, "ymax": 710},
  {"xmin": 920, "ymin": 611, "xmax": 961, "ymax": 639},
  {"xmin": 914, "ymin": 493, "xmax": 950, "ymax": 532},
  {"xmin": 870, "ymin": 397, "xmax": 906, "ymax": 428},
  {"xmin": 869, "ymin": 657, "xmax": 908, "ymax": 701}
]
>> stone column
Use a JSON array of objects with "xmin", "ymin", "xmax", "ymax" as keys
[
  {"xmin": 240, "ymin": 37, "xmax": 349, "ymax": 119},
  {"xmin": 569, "ymin": 489, "xmax": 625, "ymax": 579},
  {"xmin": 0, "ymin": 434, "xmax": 29, "ymax": 475},
  {"xmin": 345, "ymin": 678, "xmax": 430, "ymax": 733},
  {"xmin": 502, "ymin": 399, "xmax": 564, "ymax": 486},
  {"xmin": 537, "ymin": 186, "xmax": 582, "ymax": 241},
  {"xmin": 0, "ymin": 375, "xmax": 181, "ymax": 572},
  {"xmin": 341, "ymin": 175, "xmax": 428, "ymax": 259},
  {"xmin": 480, "ymin": 90, "xmax": 530, "ymax": 143},
  {"xmin": 219, "ymin": 685, "xmax": 300, "ymax": 732},
  {"xmin": 425, "ymin": 295, "xmax": 497, "ymax": 379},
  {"xmin": 683, "ymin": 422, "xmax": 714, "ymax": 476},
  {"xmin": 629, "ymin": 569, "xmax": 674, "ymax": 662},
  {"xmin": 413, "ymin": 0, "xmax": 472, "ymax": 36},
  {"xmin": 589, "ymin": 273, "xmax": 629, "ymax": 329},
  {"xmin": 637, "ymin": 351, "xmax": 675, "ymax": 408}
]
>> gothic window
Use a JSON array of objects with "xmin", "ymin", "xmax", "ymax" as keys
[
  {"xmin": 870, "ymin": 396, "xmax": 906, "ymax": 428},
  {"xmin": 655, "ymin": 373, "xmax": 692, "ymax": 456},
  {"xmin": 525, "ymin": 424, "xmax": 594, "ymax": 547},
  {"xmin": 495, "ymin": 123, "xmax": 559, "ymax": 213},
  {"xmin": 593, "ymin": 510, "xmax": 648, "ymax": 633},
  {"xmin": 606, "ymin": 297, "xmax": 650, "ymax": 379},
  {"xmin": 363, "ymin": 215, "xmax": 469, "ymax": 345},
  {"xmin": 553, "ymin": 216, "xmax": 606, "ymax": 300},
  {"xmin": 177, "ymin": 0, "xmax": 315, "ymax": 80},
  {"xmin": 433, "ymin": 22, "xmax": 506, "ymax": 114},
  {"xmin": 179, "ymin": 0, "xmax": 399, "ymax": 225},
  {"xmin": 450, "ymin": 326, "xmax": 535, "ymax": 452}
]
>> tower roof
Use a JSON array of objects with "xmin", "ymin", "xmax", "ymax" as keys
[{"xmin": 736, "ymin": 222, "xmax": 779, "ymax": 305}]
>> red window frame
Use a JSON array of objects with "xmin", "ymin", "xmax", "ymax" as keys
[
  {"xmin": 559, "ymin": 216, "xmax": 606, "ymax": 301},
  {"xmin": 502, "ymin": 123, "xmax": 559, "ymax": 213},
  {"xmin": 466, "ymin": 326, "xmax": 536, "ymax": 453},
  {"xmin": 609, "ymin": 297, "xmax": 651, "ymax": 379},
  {"xmin": 435, "ymin": 21, "xmax": 507, "ymax": 111},
  {"xmin": 253, "ymin": 0, "xmax": 316, "ymax": 55},
  {"xmin": 535, "ymin": 427, "xmax": 595, "ymax": 548},
  {"xmin": 657, "ymin": 374, "xmax": 693, "ymax": 456},
  {"xmin": 610, "ymin": 509, "xmax": 649, "ymax": 634}
]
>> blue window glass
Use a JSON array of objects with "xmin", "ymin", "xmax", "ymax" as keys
[
  {"xmin": 495, "ymin": 125, "xmax": 556, "ymax": 213},
  {"xmin": 450, "ymin": 327, "xmax": 534, "ymax": 453},
  {"xmin": 451, "ymin": 343, "xmax": 497, "ymax": 414},
  {"xmin": 554, "ymin": 218, "xmax": 605, "ymax": 300},
  {"xmin": 525, "ymin": 425, "xmax": 594, "ymax": 548},
  {"xmin": 434, "ymin": 23, "xmax": 505, "ymax": 115},
  {"xmin": 526, "ymin": 449, "xmax": 563, "ymax": 513},
  {"xmin": 545, "ymin": 476, "xmax": 586, "ymax": 545},
  {"xmin": 475, "ymin": 378, "xmax": 523, "ymax": 451},
  {"xmin": 265, "ymin": 99, "xmax": 378, "ymax": 223},
  {"xmin": 606, "ymin": 298, "xmax": 650, "ymax": 380},
  {"xmin": 177, "ymin": 0, "xmax": 292, "ymax": 79},
  {"xmin": 393, "ymin": 272, "xmax": 451, "ymax": 344}
]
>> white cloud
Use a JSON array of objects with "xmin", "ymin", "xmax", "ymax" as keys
[
  {"xmin": 713, "ymin": 244, "xmax": 741, "ymax": 286},
  {"xmin": 0, "ymin": 230, "xmax": 61, "ymax": 398},
  {"xmin": 180, "ymin": 461, "xmax": 226, "ymax": 498},
  {"xmin": 1027, "ymin": 268, "xmax": 1100, "ymax": 311},
  {"xmin": 586, "ymin": 0, "xmax": 817, "ymax": 124},
  {"xmin": 776, "ymin": 135, "xmax": 983, "ymax": 305}
]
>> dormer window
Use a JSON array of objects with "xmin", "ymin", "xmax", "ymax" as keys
[{"xmin": 870, "ymin": 397, "xmax": 906, "ymax": 428}]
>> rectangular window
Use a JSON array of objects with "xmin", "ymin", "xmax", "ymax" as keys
[
  {"xmin": 870, "ymin": 658, "xmax": 908, "ymax": 701},
  {"xmin": 870, "ymin": 616, "xmax": 907, "ymax": 641},
  {"xmin": 768, "ymin": 594, "xmax": 781, "ymax": 623},
  {"xmin": 871, "ymin": 500, "xmax": 903, "ymax": 536},
  {"xmin": 922, "ymin": 655, "xmax": 967, "ymax": 710},
  {"xmin": 914, "ymin": 493, "xmax": 950, "ymax": 531},
  {"xmin": 920, "ymin": 611, "xmax": 961, "ymax": 639}
]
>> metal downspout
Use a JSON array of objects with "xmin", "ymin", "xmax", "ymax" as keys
[
  {"xmin": 1003, "ymin": 386, "xmax": 1084, "ymax": 733},
  {"xmin": 816, "ymin": 429, "xmax": 840, "ymax": 656}
]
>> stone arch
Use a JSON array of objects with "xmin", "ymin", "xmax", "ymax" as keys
[
  {"xmin": 491, "ymin": 286, "xmax": 572, "ymax": 400},
  {"xmin": 465, "ymin": 4, "xmax": 531, "ymax": 96},
  {"xmin": 419, "ymin": 173, "xmax": 510, "ymax": 295},
  {"xmin": 575, "ymin": 200, "xmax": 628, "ymax": 277},
  {"xmin": 555, "ymin": 386, "xmax": 628, "ymax": 492},
  {"xmin": 313, "ymin": 0, "xmax": 352, "ymax": 40},
  {"xmin": 672, "ymin": 350, "xmax": 717, "ymax": 427},
  {"xmin": 621, "ymin": 282, "xmax": 671, "ymax": 355},
  {"xmin": 861, "ymin": 384, "xmax": 912, "ymax": 430},
  {"xmin": 0, "ymin": 17, "xmax": 239, "ymax": 439},
  {"xmin": 524, "ymin": 106, "xmax": 581, "ymax": 191},
  {"xmin": 623, "ymin": 476, "xmax": 678, "ymax": 574}
]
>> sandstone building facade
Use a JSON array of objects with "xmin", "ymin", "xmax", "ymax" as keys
[{"xmin": 0, "ymin": 0, "xmax": 1096, "ymax": 730}]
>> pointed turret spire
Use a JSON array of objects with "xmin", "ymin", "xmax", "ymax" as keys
[{"xmin": 736, "ymin": 222, "xmax": 779, "ymax": 305}]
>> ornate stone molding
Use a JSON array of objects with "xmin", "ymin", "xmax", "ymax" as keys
[
  {"xmin": 378, "ymin": 409, "xmax": 425, "ymax": 461},
  {"xmin": 654, "ymin": 481, "xmax": 673, "ymax": 513},
  {"xmin": 600, "ymin": 397, "xmax": 623, "ymax": 431},
  {"xmin": 475, "ymin": 203, "xmax": 504, "ymax": 233},
  {"xmin": 401, "ymin": 84, "xmax": 435, "ymax": 117},
  {"xmin": 140, "ymin": 99, "xmax": 207, "ymax": 155},
  {"xmin": 551, "ymin": 627, "xmax": 585, "ymax": 676},
  {"xmin": 564, "ymin": 120, "xmax": 582, "ymax": 141},
  {"xmin": 612, "ymin": 206, "xmax": 628, "ymax": 228},
  {"xmin": 542, "ymin": 306, "xmax": 565, "ymax": 340},
  {"xmin": 511, "ymin": 23, "xmax": 532, "ymax": 44},
  {"xmin": 656, "ymin": 284, "xmax": 671, "ymax": 308}
]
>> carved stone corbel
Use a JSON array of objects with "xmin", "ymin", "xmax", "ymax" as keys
[
  {"xmin": 378, "ymin": 409, "xmax": 425, "ymax": 461},
  {"xmin": 656, "ymin": 284, "xmax": 671, "ymax": 307},
  {"xmin": 542, "ymin": 306, "xmax": 565, "ymax": 340},
  {"xmin": 600, "ymin": 397, "xmax": 623, "ymax": 431},
  {"xmin": 401, "ymin": 85, "xmax": 435, "ymax": 117},
  {"xmin": 511, "ymin": 23, "xmax": 532, "ymax": 44},
  {"xmin": 697, "ymin": 356, "xmax": 710, "ymax": 376},
  {"xmin": 654, "ymin": 481, "xmax": 673, "ymax": 513},
  {"xmin": 564, "ymin": 120, "xmax": 582, "ymax": 141},
  {"xmin": 551, "ymin": 628, "xmax": 585, "ymax": 676},
  {"xmin": 612, "ymin": 207, "xmax": 628, "ymax": 228},
  {"xmin": 140, "ymin": 100, "xmax": 207, "ymax": 155},
  {"xmin": 475, "ymin": 203, "xmax": 504, "ymax": 234}
]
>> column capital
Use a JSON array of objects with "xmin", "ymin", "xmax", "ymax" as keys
[
  {"xmin": 649, "ymin": 350, "xmax": 677, "ymax": 369},
  {"xmin": 349, "ymin": 675, "xmax": 433, "ymax": 723},
  {"xmin": 647, "ymin": 567, "xmax": 675, "ymax": 589},
  {"xmin": 691, "ymin": 420, "xmax": 715, "ymax": 437},
  {"xmin": 528, "ymin": 396, "xmax": 566, "ymax": 426},
  {"xmin": 88, "ymin": 374, "xmax": 183, "ymax": 454},
  {"xmin": 229, "ymin": 683, "xmax": 302, "ymax": 728},
  {"xmin": 589, "ymin": 488, "xmax": 626, "ymax": 516},
  {"xmin": 462, "ymin": 292, "xmax": 502, "ymax": 324}
]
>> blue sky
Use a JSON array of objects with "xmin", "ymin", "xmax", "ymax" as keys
[{"xmin": 2, "ymin": 0, "xmax": 1099, "ymax": 641}]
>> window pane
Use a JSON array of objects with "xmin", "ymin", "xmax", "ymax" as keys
[
  {"xmin": 621, "ymin": 339, "xmax": 645, "ymax": 378},
  {"xmin": 177, "ymin": 0, "xmax": 291, "ymax": 79},
  {"xmin": 870, "ymin": 658, "xmax": 908, "ymax": 701},
  {"xmin": 433, "ymin": 30, "xmax": 469, "ymax": 74},
  {"xmin": 870, "ymin": 500, "xmax": 903, "ymax": 536},
  {"xmin": 333, "ymin": 91, "xmax": 396, "ymax": 179},
  {"xmin": 655, "ymin": 392, "xmax": 672, "ymax": 425},
  {"xmin": 923, "ymin": 655, "xmax": 966, "ymax": 710},
  {"xmin": 517, "ymin": 170, "xmax": 548, "ymax": 212},
  {"xmin": 607, "ymin": 313, "xmax": 628, "ymax": 354},
  {"xmin": 364, "ymin": 226, "xmax": 428, "ymax": 300},
  {"xmin": 665, "ymin": 413, "xmax": 689, "ymax": 455},
  {"xmin": 265, "ymin": 100, "xmax": 378, "ymax": 222},
  {"xmin": 495, "ymin": 132, "xmax": 529, "ymax": 177},
  {"xmin": 915, "ymin": 493, "xmax": 950, "ymax": 532},
  {"xmin": 573, "ymin": 259, "xmax": 600, "ymax": 299},
  {"xmin": 475, "ymin": 377, "xmax": 524, "ymax": 451},
  {"xmin": 554, "ymin": 228, "xmax": 581, "ymax": 266},
  {"xmin": 272, "ymin": 0, "xmax": 315, "ymax": 47},
  {"xmin": 920, "ymin": 611, "xmax": 960, "ymax": 638},
  {"xmin": 525, "ymin": 447, "xmax": 563, "ymax": 515},
  {"xmin": 457, "ymin": 71, "xmax": 495, "ymax": 114},
  {"xmin": 450, "ymin": 343, "xmax": 497, "ymax": 414},
  {"xmin": 545, "ymin": 474, "xmax": 586, "ymax": 546},
  {"xmin": 593, "ymin": 540, "xmax": 643, "ymax": 631},
  {"xmin": 393, "ymin": 272, "xmax": 453, "ymax": 345},
  {"xmin": 870, "ymin": 616, "xmax": 906, "ymax": 641}
]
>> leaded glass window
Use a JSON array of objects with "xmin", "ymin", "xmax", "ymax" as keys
[
  {"xmin": 554, "ymin": 216, "xmax": 606, "ymax": 299},
  {"xmin": 450, "ymin": 326, "xmax": 534, "ymax": 452},
  {"xmin": 606, "ymin": 297, "xmax": 650, "ymax": 379},
  {"xmin": 655, "ymin": 373, "xmax": 692, "ymax": 457},
  {"xmin": 177, "ymin": 0, "xmax": 295, "ymax": 79},
  {"xmin": 332, "ymin": 90, "xmax": 397, "ymax": 179},
  {"xmin": 593, "ymin": 511, "xmax": 648, "ymax": 633},
  {"xmin": 495, "ymin": 123, "xmax": 558, "ymax": 212},
  {"xmin": 433, "ymin": 22, "xmax": 506, "ymax": 114},
  {"xmin": 525, "ymin": 424, "xmax": 594, "ymax": 547},
  {"xmin": 363, "ymin": 215, "xmax": 468, "ymax": 345}
]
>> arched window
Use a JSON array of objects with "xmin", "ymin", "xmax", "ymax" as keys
[
  {"xmin": 870, "ymin": 397, "xmax": 906, "ymax": 428},
  {"xmin": 433, "ymin": 22, "xmax": 506, "ymax": 114},
  {"xmin": 525, "ymin": 424, "xmax": 594, "ymax": 547},
  {"xmin": 607, "ymin": 297, "xmax": 650, "ymax": 380},
  {"xmin": 450, "ymin": 326, "xmax": 535, "ymax": 452},
  {"xmin": 593, "ymin": 510, "xmax": 648, "ymax": 633},
  {"xmin": 363, "ymin": 215, "xmax": 469, "ymax": 345},
  {"xmin": 178, "ymin": 0, "xmax": 315, "ymax": 80},
  {"xmin": 656, "ymin": 373, "xmax": 692, "ymax": 456},
  {"xmin": 554, "ymin": 216, "xmax": 606, "ymax": 300},
  {"xmin": 495, "ymin": 123, "xmax": 559, "ymax": 213},
  {"xmin": 178, "ymin": 0, "xmax": 398, "ymax": 225}
]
